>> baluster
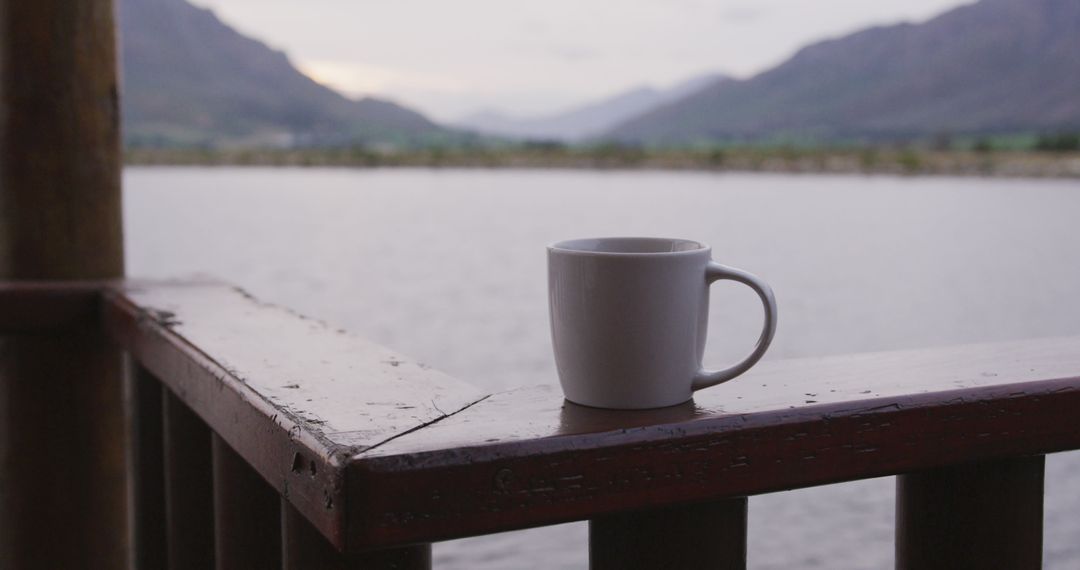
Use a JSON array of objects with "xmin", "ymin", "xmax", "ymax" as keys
[
  {"xmin": 281, "ymin": 501, "xmax": 431, "ymax": 570},
  {"xmin": 590, "ymin": 498, "xmax": 748, "ymax": 570},
  {"xmin": 213, "ymin": 433, "xmax": 281, "ymax": 569},
  {"xmin": 163, "ymin": 390, "xmax": 216, "ymax": 568},
  {"xmin": 128, "ymin": 362, "xmax": 167, "ymax": 569},
  {"xmin": 896, "ymin": 455, "xmax": 1044, "ymax": 570}
]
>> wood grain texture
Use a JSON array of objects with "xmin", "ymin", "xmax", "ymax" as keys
[
  {"xmin": 76, "ymin": 279, "xmax": 1080, "ymax": 552},
  {"xmin": 347, "ymin": 336, "xmax": 1080, "ymax": 548},
  {"xmin": 365, "ymin": 336, "xmax": 1080, "ymax": 456},
  {"xmin": 102, "ymin": 280, "xmax": 485, "ymax": 549},
  {"xmin": 113, "ymin": 281, "xmax": 484, "ymax": 441}
]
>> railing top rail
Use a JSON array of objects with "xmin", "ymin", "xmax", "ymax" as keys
[
  {"xmin": 4, "ymin": 280, "xmax": 1080, "ymax": 552},
  {"xmin": 0, "ymin": 280, "xmax": 101, "ymax": 332},
  {"xmin": 353, "ymin": 337, "xmax": 1080, "ymax": 545},
  {"xmin": 102, "ymin": 280, "xmax": 485, "ymax": 549}
]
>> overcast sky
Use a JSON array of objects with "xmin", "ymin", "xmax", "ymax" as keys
[{"xmin": 188, "ymin": 0, "xmax": 973, "ymax": 121}]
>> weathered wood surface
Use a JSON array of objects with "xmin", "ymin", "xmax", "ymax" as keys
[
  {"xmin": 102, "ymin": 280, "xmax": 485, "ymax": 548},
  {"xmin": 350, "ymin": 336, "xmax": 1080, "ymax": 547},
  {"xmin": 0, "ymin": 0, "xmax": 126, "ymax": 564},
  {"xmin": 0, "ymin": 281, "xmax": 101, "ymax": 333},
  {"xmin": 10, "ymin": 282, "xmax": 1078, "ymax": 553}
]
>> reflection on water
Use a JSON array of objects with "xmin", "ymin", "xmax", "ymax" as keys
[{"xmin": 125, "ymin": 167, "xmax": 1080, "ymax": 569}]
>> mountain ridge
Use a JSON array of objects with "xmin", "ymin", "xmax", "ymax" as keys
[
  {"xmin": 606, "ymin": 0, "xmax": 1080, "ymax": 144},
  {"xmin": 119, "ymin": 0, "xmax": 453, "ymax": 148},
  {"xmin": 456, "ymin": 73, "xmax": 726, "ymax": 142}
]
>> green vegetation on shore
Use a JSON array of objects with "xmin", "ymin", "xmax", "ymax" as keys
[{"xmin": 126, "ymin": 137, "xmax": 1080, "ymax": 178}]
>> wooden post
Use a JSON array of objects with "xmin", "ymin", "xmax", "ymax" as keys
[
  {"xmin": 163, "ymin": 391, "xmax": 216, "ymax": 569},
  {"xmin": 896, "ymin": 456, "xmax": 1044, "ymax": 570},
  {"xmin": 590, "ymin": 498, "xmax": 748, "ymax": 570},
  {"xmin": 282, "ymin": 501, "xmax": 431, "ymax": 570},
  {"xmin": 0, "ymin": 0, "xmax": 126, "ymax": 567},
  {"xmin": 213, "ymin": 433, "xmax": 282, "ymax": 570}
]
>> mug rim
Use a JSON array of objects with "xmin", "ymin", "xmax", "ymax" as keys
[{"xmin": 548, "ymin": 236, "xmax": 710, "ymax": 257}]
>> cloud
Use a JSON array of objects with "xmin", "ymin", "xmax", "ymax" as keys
[
  {"xmin": 721, "ymin": 5, "xmax": 765, "ymax": 22},
  {"xmin": 295, "ymin": 60, "xmax": 469, "ymax": 99},
  {"xmin": 553, "ymin": 46, "xmax": 598, "ymax": 61}
]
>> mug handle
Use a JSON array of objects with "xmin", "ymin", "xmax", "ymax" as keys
[{"xmin": 692, "ymin": 262, "xmax": 778, "ymax": 391}]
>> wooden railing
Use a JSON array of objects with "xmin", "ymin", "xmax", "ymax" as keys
[
  {"xmin": 2, "ymin": 279, "xmax": 1077, "ymax": 569},
  {"xmin": 5, "ymin": 0, "xmax": 1075, "ymax": 568}
]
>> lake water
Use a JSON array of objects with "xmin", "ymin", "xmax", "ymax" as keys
[{"xmin": 125, "ymin": 167, "xmax": 1080, "ymax": 569}]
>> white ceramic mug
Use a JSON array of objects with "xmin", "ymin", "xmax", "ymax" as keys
[{"xmin": 548, "ymin": 237, "xmax": 777, "ymax": 409}]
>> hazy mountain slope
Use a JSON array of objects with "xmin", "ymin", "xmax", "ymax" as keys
[
  {"xmin": 458, "ymin": 73, "xmax": 726, "ymax": 142},
  {"xmin": 607, "ymin": 0, "xmax": 1080, "ymax": 144},
  {"xmin": 119, "ymin": 0, "xmax": 449, "ymax": 147}
]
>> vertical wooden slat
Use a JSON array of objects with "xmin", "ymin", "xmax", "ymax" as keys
[
  {"xmin": 282, "ymin": 500, "xmax": 431, "ymax": 570},
  {"xmin": 590, "ymin": 498, "xmax": 748, "ymax": 570},
  {"xmin": 129, "ymin": 361, "xmax": 167, "ymax": 569},
  {"xmin": 163, "ymin": 390, "xmax": 216, "ymax": 569},
  {"xmin": 213, "ymin": 433, "xmax": 282, "ymax": 570},
  {"xmin": 0, "ymin": 0, "xmax": 126, "ymax": 566},
  {"xmin": 896, "ymin": 455, "xmax": 1044, "ymax": 570}
]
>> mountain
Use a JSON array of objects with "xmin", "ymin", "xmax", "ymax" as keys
[
  {"xmin": 607, "ymin": 0, "xmax": 1080, "ymax": 145},
  {"xmin": 456, "ymin": 73, "xmax": 726, "ymax": 142},
  {"xmin": 119, "ymin": 0, "xmax": 453, "ymax": 148}
]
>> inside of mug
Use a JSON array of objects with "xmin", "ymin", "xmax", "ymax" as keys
[{"xmin": 552, "ymin": 237, "xmax": 704, "ymax": 254}]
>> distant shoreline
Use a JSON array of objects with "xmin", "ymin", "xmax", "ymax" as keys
[{"xmin": 124, "ymin": 148, "xmax": 1080, "ymax": 179}]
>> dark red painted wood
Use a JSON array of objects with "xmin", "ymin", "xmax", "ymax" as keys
[
  {"xmin": 129, "ymin": 362, "xmax": 167, "ymax": 570},
  {"xmin": 282, "ymin": 501, "xmax": 431, "ymax": 570},
  {"xmin": 102, "ymin": 281, "xmax": 484, "ymax": 549},
  {"xmin": 0, "ymin": 282, "xmax": 101, "ymax": 332},
  {"xmin": 349, "ymin": 337, "xmax": 1080, "ymax": 548},
  {"xmin": 163, "ymin": 390, "xmax": 215, "ymax": 569},
  {"xmin": 90, "ymin": 279, "xmax": 1080, "ymax": 552},
  {"xmin": 896, "ymin": 455, "xmax": 1044, "ymax": 570},
  {"xmin": 591, "ymin": 499, "xmax": 748, "ymax": 570},
  {"xmin": 213, "ymin": 433, "xmax": 282, "ymax": 570}
]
